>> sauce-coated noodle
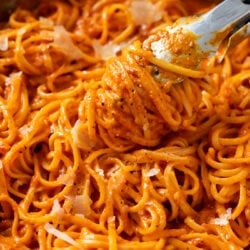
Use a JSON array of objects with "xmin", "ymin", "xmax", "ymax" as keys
[{"xmin": 0, "ymin": 0, "xmax": 249, "ymax": 249}]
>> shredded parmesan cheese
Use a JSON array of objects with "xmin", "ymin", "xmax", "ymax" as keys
[
  {"xmin": 72, "ymin": 195, "xmax": 92, "ymax": 215},
  {"xmin": 150, "ymin": 27, "xmax": 182, "ymax": 62},
  {"xmin": 19, "ymin": 125, "xmax": 32, "ymax": 137},
  {"xmin": 39, "ymin": 17, "xmax": 54, "ymax": 27},
  {"xmin": 95, "ymin": 167, "xmax": 104, "ymax": 177},
  {"xmin": 92, "ymin": 40, "xmax": 127, "ymax": 60},
  {"xmin": 57, "ymin": 167, "xmax": 75, "ymax": 186},
  {"xmin": 72, "ymin": 120, "xmax": 96, "ymax": 151},
  {"xmin": 212, "ymin": 208, "xmax": 232, "ymax": 226},
  {"xmin": 0, "ymin": 36, "xmax": 8, "ymax": 51},
  {"xmin": 65, "ymin": 194, "xmax": 92, "ymax": 216},
  {"xmin": 151, "ymin": 39, "xmax": 173, "ymax": 62},
  {"xmin": 6, "ymin": 72, "xmax": 23, "ymax": 86},
  {"xmin": 54, "ymin": 25, "xmax": 84, "ymax": 61},
  {"xmin": 146, "ymin": 168, "xmax": 160, "ymax": 177},
  {"xmin": 50, "ymin": 199, "xmax": 64, "ymax": 218},
  {"xmin": 108, "ymin": 216, "xmax": 116, "ymax": 223},
  {"xmin": 44, "ymin": 223, "xmax": 80, "ymax": 248},
  {"xmin": 130, "ymin": 0, "xmax": 163, "ymax": 26}
]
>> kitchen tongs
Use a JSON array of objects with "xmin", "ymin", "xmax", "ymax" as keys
[{"xmin": 147, "ymin": 0, "xmax": 250, "ymax": 69}]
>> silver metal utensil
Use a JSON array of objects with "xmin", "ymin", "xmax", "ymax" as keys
[{"xmin": 144, "ymin": 0, "xmax": 250, "ymax": 70}]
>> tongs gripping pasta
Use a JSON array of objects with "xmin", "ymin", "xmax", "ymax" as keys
[{"xmin": 146, "ymin": 0, "xmax": 250, "ymax": 70}]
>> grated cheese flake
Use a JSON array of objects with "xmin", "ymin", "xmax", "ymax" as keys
[
  {"xmin": 146, "ymin": 168, "xmax": 160, "ymax": 177},
  {"xmin": 65, "ymin": 194, "xmax": 92, "ymax": 216},
  {"xmin": 44, "ymin": 223, "xmax": 81, "ymax": 248},
  {"xmin": 72, "ymin": 120, "xmax": 96, "ymax": 151},
  {"xmin": 92, "ymin": 40, "xmax": 127, "ymax": 60},
  {"xmin": 108, "ymin": 216, "xmax": 116, "ymax": 223},
  {"xmin": 6, "ymin": 72, "xmax": 23, "ymax": 86},
  {"xmin": 50, "ymin": 199, "xmax": 64, "ymax": 218},
  {"xmin": 19, "ymin": 125, "xmax": 32, "ymax": 137},
  {"xmin": 72, "ymin": 194, "xmax": 92, "ymax": 215},
  {"xmin": 0, "ymin": 36, "xmax": 8, "ymax": 51},
  {"xmin": 39, "ymin": 17, "xmax": 54, "ymax": 27},
  {"xmin": 95, "ymin": 167, "xmax": 104, "ymax": 177},
  {"xmin": 54, "ymin": 25, "xmax": 84, "ymax": 61},
  {"xmin": 57, "ymin": 167, "xmax": 75, "ymax": 186},
  {"xmin": 151, "ymin": 39, "xmax": 173, "ymax": 62},
  {"xmin": 212, "ymin": 208, "xmax": 232, "ymax": 226},
  {"xmin": 130, "ymin": 0, "xmax": 163, "ymax": 26}
]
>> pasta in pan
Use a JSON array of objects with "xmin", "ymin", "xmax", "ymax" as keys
[{"xmin": 0, "ymin": 0, "xmax": 249, "ymax": 249}]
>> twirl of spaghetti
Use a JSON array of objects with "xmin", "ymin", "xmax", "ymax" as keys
[{"xmin": 0, "ymin": 0, "xmax": 249, "ymax": 249}]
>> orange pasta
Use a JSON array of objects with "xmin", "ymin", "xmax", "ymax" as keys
[{"xmin": 0, "ymin": 0, "xmax": 249, "ymax": 249}]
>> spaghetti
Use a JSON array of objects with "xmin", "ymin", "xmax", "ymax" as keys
[{"xmin": 0, "ymin": 0, "xmax": 249, "ymax": 249}]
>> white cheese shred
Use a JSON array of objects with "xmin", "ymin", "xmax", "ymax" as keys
[
  {"xmin": 50, "ymin": 199, "xmax": 64, "ymax": 218},
  {"xmin": 44, "ymin": 223, "xmax": 81, "ymax": 248},
  {"xmin": 151, "ymin": 39, "xmax": 173, "ymax": 62},
  {"xmin": 57, "ymin": 167, "xmax": 75, "ymax": 186},
  {"xmin": 72, "ymin": 120, "xmax": 96, "ymax": 151},
  {"xmin": 130, "ymin": 0, "xmax": 163, "ymax": 26},
  {"xmin": 146, "ymin": 168, "xmax": 160, "ymax": 177},
  {"xmin": 39, "ymin": 17, "xmax": 54, "ymax": 27},
  {"xmin": 54, "ymin": 25, "xmax": 84, "ymax": 61},
  {"xmin": 0, "ymin": 36, "xmax": 8, "ymax": 51},
  {"xmin": 212, "ymin": 208, "xmax": 232, "ymax": 226},
  {"xmin": 92, "ymin": 40, "xmax": 126, "ymax": 60},
  {"xmin": 72, "ymin": 194, "xmax": 92, "ymax": 215}
]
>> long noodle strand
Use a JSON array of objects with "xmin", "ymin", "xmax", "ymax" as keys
[{"xmin": 0, "ymin": 0, "xmax": 249, "ymax": 249}]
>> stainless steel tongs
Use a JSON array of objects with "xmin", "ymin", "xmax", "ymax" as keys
[{"xmin": 146, "ymin": 0, "xmax": 250, "ymax": 70}]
